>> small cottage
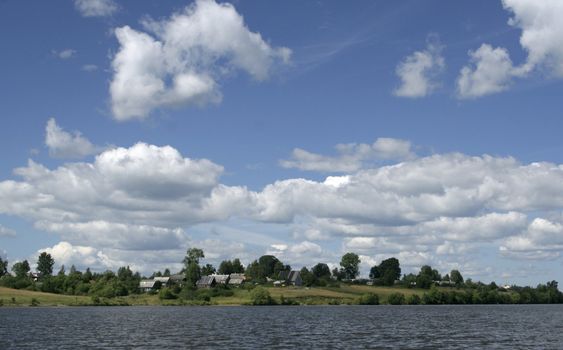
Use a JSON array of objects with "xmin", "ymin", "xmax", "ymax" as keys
[
  {"xmin": 139, "ymin": 280, "xmax": 157, "ymax": 292},
  {"xmin": 228, "ymin": 273, "xmax": 246, "ymax": 286},
  {"xmin": 212, "ymin": 274, "xmax": 230, "ymax": 285},
  {"xmin": 196, "ymin": 275, "xmax": 216, "ymax": 289}
]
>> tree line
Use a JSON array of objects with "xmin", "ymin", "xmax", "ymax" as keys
[{"xmin": 1, "ymin": 250, "xmax": 562, "ymax": 305}]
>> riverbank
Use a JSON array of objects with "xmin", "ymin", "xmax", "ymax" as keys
[{"xmin": 0, "ymin": 285, "xmax": 428, "ymax": 307}]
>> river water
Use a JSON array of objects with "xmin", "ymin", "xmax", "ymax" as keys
[{"xmin": 1, "ymin": 305, "xmax": 562, "ymax": 349}]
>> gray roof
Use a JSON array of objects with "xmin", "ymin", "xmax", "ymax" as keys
[
  {"xmin": 228, "ymin": 273, "xmax": 245, "ymax": 285},
  {"xmin": 139, "ymin": 280, "xmax": 156, "ymax": 288},
  {"xmin": 196, "ymin": 275, "xmax": 216, "ymax": 286},
  {"xmin": 170, "ymin": 274, "xmax": 185, "ymax": 281},
  {"xmin": 153, "ymin": 277, "xmax": 170, "ymax": 283},
  {"xmin": 212, "ymin": 274, "xmax": 230, "ymax": 284},
  {"xmin": 288, "ymin": 271, "xmax": 301, "ymax": 283}
]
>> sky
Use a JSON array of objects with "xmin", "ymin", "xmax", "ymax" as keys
[{"xmin": 1, "ymin": 0, "xmax": 563, "ymax": 285}]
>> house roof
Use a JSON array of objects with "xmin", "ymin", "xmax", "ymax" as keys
[
  {"xmin": 228, "ymin": 273, "xmax": 245, "ymax": 284},
  {"xmin": 170, "ymin": 274, "xmax": 185, "ymax": 281},
  {"xmin": 288, "ymin": 271, "xmax": 301, "ymax": 283},
  {"xmin": 212, "ymin": 274, "xmax": 229, "ymax": 284},
  {"xmin": 139, "ymin": 280, "xmax": 156, "ymax": 288},
  {"xmin": 153, "ymin": 277, "xmax": 170, "ymax": 283},
  {"xmin": 196, "ymin": 275, "xmax": 216, "ymax": 286}
]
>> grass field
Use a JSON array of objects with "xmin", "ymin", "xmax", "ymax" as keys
[{"xmin": 0, "ymin": 284, "xmax": 429, "ymax": 307}]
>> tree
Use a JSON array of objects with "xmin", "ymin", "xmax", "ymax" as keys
[
  {"xmin": 300, "ymin": 267, "xmax": 315, "ymax": 287},
  {"xmin": 183, "ymin": 247, "xmax": 205, "ymax": 288},
  {"xmin": 250, "ymin": 286, "xmax": 275, "ymax": 305},
  {"xmin": 0, "ymin": 256, "xmax": 8, "ymax": 277},
  {"xmin": 371, "ymin": 257, "xmax": 401, "ymax": 285},
  {"xmin": 12, "ymin": 260, "xmax": 30, "ymax": 279},
  {"xmin": 231, "ymin": 258, "xmax": 245, "ymax": 273},
  {"xmin": 37, "ymin": 252, "xmax": 55, "ymax": 277},
  {"xmin": 201, "ymin": 264, "xmax": 216, "ymax": 276},
  {"xmin": 218, "ymin": 260, "xmax": 234, "ymax": 275},
  {"xmin": 450, "ymin": 269, "xmax": 464, "ymax": 286},
  {"xmin": 340, "ymin": 252, "xmax": 360, "ymax": 280},
  {"xmin": 246, "ymin": 255, "xmax": 287, "ymax": 281},
  {"xmin": 312, "ymin": 263, "xmax": 331, "ymax": 280},
  {"xmin": 163, "ymin": 268, "xmax": 171, "ymax": 277}
]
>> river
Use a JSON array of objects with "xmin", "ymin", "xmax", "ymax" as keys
[{"xmin": 1, "ymin": 304, "xmax": 562, "ymax": 349}]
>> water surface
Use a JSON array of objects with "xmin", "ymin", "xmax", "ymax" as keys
[{"xmin": 1, "ymin": 305, "xmax": 562, "ymax": 349}]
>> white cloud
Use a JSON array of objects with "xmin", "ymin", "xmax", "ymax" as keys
[
  {"xmin": 394, "ymin": 36, "xmax": 445, "ymax": 98},
  {"xmin": 74, "ymin": 0, "xmax": 118, "ymax": 17},
  {"xmin": 503, "ymin": 0, "xmax": 563, "ymax": 77},
  {"xmin": 0, "ymin": 224, "xmax": 16, "ymax": 237},
  {"xmin": 45, "ymin": 118, "xmax": 103, "ymax": 159},
  {"xmin": 457, "ymin": 44, "xmax": 517, "ymax": 98},
  {"xmin": 280, "ymin": 138, "xmax": 414, "ymax": 172},
  {"xmin": 6, "ymin": 139, "xmax": 563, "ymax": 275},
  {"xmin": 52, "ymin": 49, "xmax": 76, "ymax": 60},
  {"xmin": 458, "ymin": 1, "xmax": 563, "ymax": 98},
  {"xmin": 82, "ymin": 64, "xmax": 98, "ymax": 72},
  {"xmin": 500, "ymin": 218, "xmax": 563, "ymax": 259},
  {"xmin": 110, "ymin": 0, "xmax": 291, "ymax": 121}
]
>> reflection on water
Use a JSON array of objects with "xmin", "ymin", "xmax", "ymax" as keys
[{"xmin": 1, "ymin": 305, "xmax": 562, "ymax": 349}]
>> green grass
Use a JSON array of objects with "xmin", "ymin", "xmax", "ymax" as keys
[{"xmin": 0, "ymin": 285, "xmax": 430, "ymax": 307}]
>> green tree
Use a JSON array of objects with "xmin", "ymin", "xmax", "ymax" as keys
[
  {"xmin": 231, "ymin": 258, "xmax": 245, "ymax": 273},
  {"xmin": 340, "ymin": 252, "xmax": 360, "ymax": 280},
  {"xmin": 12, "ymin": 260, "xmax": 30, "ymax": 279},
  {"xmin": 218, "ymin": 260, "xmax": 234, "ymax": 274},
  {"xmin": 163, "ymin": 268, "xmax": 171, "ymax": 277},
  {"xmin": 312, "ymin": 263, "xmax": 331, "ymax": 280},
  {"xmin": 0, "ymin": 256, "xmax": 8, "ymax": 277},
  {"xmin": 37, "ymin": 252, "xmax": 55, "ymax": 277},
  {"xmin": 300, "ymin": 267, "xmax": 315, "ymax": 287},
  {"xmin": 183, "ymin": 248, "xmax": 204, "ymax": 266},
  {"xmin": 450, "ymin": 269, "xmax": 464, "ymax": 286},
  {"xmin": 183, "ymin": 248, "xmax": 205, "ymax": 288},
  {"xmin": 371, "ymin": 257, "xmax": 401, "ymax": 286},
  {"xmin": 201, "ymin": 264, "xmax": 216, "ymax": 276},
  {"xmin": 358, "ymin": 293, "xmax": 379, "ymax": 305}
]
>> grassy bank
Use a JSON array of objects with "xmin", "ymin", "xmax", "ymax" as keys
[{"xmin": 0, "ymin": 285, "xmax": 428, "ymax": 307}]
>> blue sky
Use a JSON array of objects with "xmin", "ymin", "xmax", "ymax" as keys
[{"xmin": 1, "ymin": 0, "xmax": 563, "ymax": 285}]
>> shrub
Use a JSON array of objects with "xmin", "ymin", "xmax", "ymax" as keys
[
  {"xmin": 159, "ymin": 288, "xmax": 177, "ymax": 300},
  {"xmin": 0, "ymin": 298, "xmax": 3, "ymax": 307},
  {"xmin": 30, "ymin": 298, "xmax": 40, "ymax": 307},
  {"xmin": 387, "ymin": 292, "xmax": 405, "ymax": 305},
  {"xmin": 358, "ymin": 293, "xmax": 379, "ymax": 305},
  {"xmin": 250, "ymin": 287, "xmax": 275, "ymax": 305},
  {"xmin": 406, "ymin": 294, "xmax": 421, "ymax": 305}
]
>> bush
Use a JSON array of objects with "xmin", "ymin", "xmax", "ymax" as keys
[
  {"xmin": 30, "ymin": 298, "xmax": 40, "ymax": 307},
  {"xmin": 159, "ymin": 288, "xmax": 177, "ymax": 300},
  {"xmin": 406, "ymin": 294, "xmax": 421, "ymax": 305},
  {"xmin": 250, "ymin": 287, "xmax": 275, "ymax": 305},
  {"xmin": 0, "ymin": 298, "xmax": 3, "ymax": 307},
  {"xmin": 387, "ymin": 292, "xmax": 405, "ymax": 305},
  {"xmin": 358, "ymin": 293, "xmax": 379, "ymax": 305},
  {"xmin": 279, "ymin": 295, "xmax": 299, "ymax": 305}
]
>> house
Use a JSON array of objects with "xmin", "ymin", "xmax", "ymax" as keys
[
  {"xmin": 153, "ymin": 276, "xmax": 171, "ymax": 287},
  {"xmin": 29, "ymin": 272, "xmax": 42, "ymax": 282},
  {"xmin": 279, "ymin": 270, "xmax": 302, "ymax": 287},
  {"xmin": 228, "ymin": 273, "xmax": 245, "ymax": 286},
  {"xmin": 139, "ymin": 279, "xmax": 157, "ymax": 292},
  {"xmin": 170, "ymin": 274, "xmax": 185, "ymax": 286},
  {"xmin": 196, "ymin": 275, "xmax": 216, "ymax": 289},
  {"xmin": 212, "ymin": 274, "xmax": 230, "ymax": 285}
]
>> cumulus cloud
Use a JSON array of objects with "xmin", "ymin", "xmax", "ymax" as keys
[
  {"xmin": 74, "ymin": 0, "xmax": 118, "ymax": 17},
  {"xmin": 500, "ymin": 218, "xmax": 563, "ymax": 259},
  {"xmin": 458, "ymin": 1, "xmax": 563, "ymax": 98},
  {"xmin": 45, "ymin": 118, "xmax": 103, "ymax": 159},
  {"xmin": 5, "ymin": 139, "xmax": 563, "ymax": 274},
  {"xmin": 52, "ymin": 49, "xmax": 76, "ymax": 60},
  {"xmin": 457, "ymin": 44, "xmax": 517, "ymax": 98},
  {"xmin": 280, "ymin": 138, "xmax": 414, "ymax": 172},
  {"xmin": 394, "ymin": 36, "xmax": 445, "ymax": 98},
  {"xmin": 503, "ymin": 0, "xmax": 563, "ymax": 77},
  {"xmin": 110, "ymin": 0, "xmax": 291, "ymax": 121},
  {"xmin": 0, "ymin": 224, "xmax": 16, "ymax": 237}
]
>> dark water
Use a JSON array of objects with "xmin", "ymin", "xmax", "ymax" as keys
[{"xmin": 1, "ymin": 305, "xmax": 562, "ymax": 349}]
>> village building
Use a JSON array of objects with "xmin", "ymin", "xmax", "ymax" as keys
[
  {"xmin": 278, "ymin": 270, "xmax": 303, "ymax": 287},
  {"xmin": 211, "ymin": 274, "xmax": 230, "ymax": 285},
  {"xmin": 153, "ymin": 276, "xmax": 171, "ymax": 287},
  {"xmin": 228, "ymin": 273, "xmax": 246, "ymax": 286},
  {"xmin": 139, "ymin": 280, "xmax": 157, "ymax": 292},
  {"xmin": 196, "ymin": 275, "xmax": 216, "ymax": 289}
]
